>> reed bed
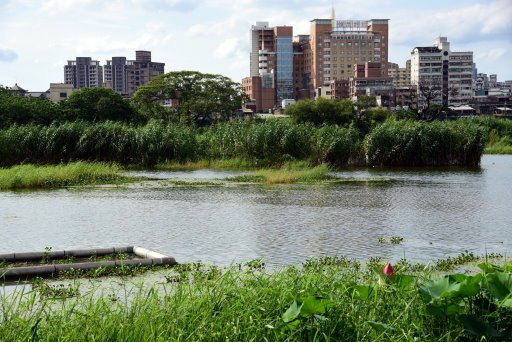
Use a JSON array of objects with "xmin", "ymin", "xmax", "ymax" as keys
[
  {"xmin": 0, "ymin": 118, "xmax": 490, "ymax": 168},
  {"xmin": 364, "ymin": 119, "xmax": 487, "ymax": 166},
  {"xmin": 1, "ymin": 257, "xmax": 510, "ymax": 341}
]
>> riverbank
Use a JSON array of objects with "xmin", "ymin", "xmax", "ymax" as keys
[{"xmin": 1, "ymin": 255, "xmax": 510, "ymax": 341}]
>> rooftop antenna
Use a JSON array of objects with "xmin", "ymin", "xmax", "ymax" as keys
[{"xmin": 331, "ymin": 0, "xmax": 336, "ymax": 30}]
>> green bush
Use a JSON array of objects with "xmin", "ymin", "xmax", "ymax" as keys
[{"xmin": 286, "ymin": 98, "xmax": 354, "ymax": 126}]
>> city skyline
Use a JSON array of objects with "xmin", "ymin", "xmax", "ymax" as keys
[{"xmin": 0, "ymin": 0, "xmax": 510, "ymax": 91}]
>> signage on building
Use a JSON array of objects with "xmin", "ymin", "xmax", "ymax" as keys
[{"xmin": 335, "ymin": 20, "xmax": 368, "ymax": 31}]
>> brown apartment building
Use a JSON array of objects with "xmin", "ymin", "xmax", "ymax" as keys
[{"xmin": 243, "ymin": 13, "xmax": 389, "ymax": 111}]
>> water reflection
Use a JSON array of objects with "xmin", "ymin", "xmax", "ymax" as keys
[{"xmin": 0, "ymin": 155, "xmax": 511, "ymax": 267}]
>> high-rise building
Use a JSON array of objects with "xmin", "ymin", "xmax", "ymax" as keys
[
  {"xmin": 388, "ymin": 60, "xmax": 411, "ymax": 87},
  {"xmin": 64, "ymin": 57, "xmax": 103, "ymax": 89},
  {"xmin": 104, "ymin": 57, "xmax": 127, "ymax": 94},
  {"xmin": 243, "ymin": 22, "xmax": 294, "ymax": 111},
  {"xmin": 104, "ymin": 51, "xmax": 165, "ymax": 97},
  {"xmin": 243, "ymin": 13, "xmax": 389, "ymax": 111},
  {"xmin": 411, "ymin": 37, "xmax": 473, "ymax": 108},
  {"xmin": 309, "ymin": 13, "xmax": 389, "ymax": 91}
]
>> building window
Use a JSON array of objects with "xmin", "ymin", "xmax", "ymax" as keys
[{"xmin": 59, "ymin": 92, "xmax": 67, "ymax": 98}]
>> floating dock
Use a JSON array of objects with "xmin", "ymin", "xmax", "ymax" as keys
[{"xmin": 0, "ymin": 246, "xmax": 176, "ymax": 280}]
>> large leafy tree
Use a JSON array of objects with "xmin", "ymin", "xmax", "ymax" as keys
[
  {"xmin": 0, "ymin": 87, "xmax": 60, "ymax": 128},
  {"xmin": 285, "ymin": 98, "xmax": 354, "ymax": 126},
  {"xmin": 59, "ymin": 88, "xmax": 140, "ymax": 123},
  {"xmin": 131, "ymin": 71, "xmax": 246, "ymax": 124}
]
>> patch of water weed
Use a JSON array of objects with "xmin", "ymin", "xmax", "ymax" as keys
[
  {"xmin": 31, "ymin": 278, "xmax": 80, "ymax": 299},
  {"xmin": 164, "ymin": 180, "xmax": 221, "ymax": 186},
  {"xmin": 377, "ymin": 236, "xmax": 405, "ymax": 244},
  {"xmin": 434, "ymin": 250, "xmax": 480, "ymax": 271}
]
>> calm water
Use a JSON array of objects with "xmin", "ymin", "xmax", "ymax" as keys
[{"xmin": 1, "ymin": 155, "xmax": 511, "ymax": 267}]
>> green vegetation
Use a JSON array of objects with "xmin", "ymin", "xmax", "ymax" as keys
[
  {"xmin": 156, "ymin": 158, "xmax": 256, "ymax": 171},
  {"xmin": 60, "ymin": 88, "xmax": 142, "ymax": 123},
  {"xmin": 229, "ymin": 162, "xmax": 331, "ymax": 184},
  {"xmin": 485, "ymin": 137, "xmax": 512, "ymax": 154},
  {"xmin": 1, "ymin": 256, "xmax": 511, "ymax": 341},
  {"xmin": 132, "ymin": 71, "xmax": 247, "ymax": 124},
  {"xmin": 0, "ymin": 162, "xmax": 129, "ymax": 190},
  {"xmin": 473, "ymin": 116, "xmax": 512, "ymax": 154},
  {"xmin": 364, "ymin": 119, "xmax": 487, "ymax": 166}
]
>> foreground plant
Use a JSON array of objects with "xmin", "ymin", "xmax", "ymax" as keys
[{"xmin": 0, "ymin": 257, "xmax": 510, "ymax": 341}]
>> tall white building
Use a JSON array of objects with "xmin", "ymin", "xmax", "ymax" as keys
[{"xmin": 411, "ymin": 37, "xmax": 473, "ymax": 108}]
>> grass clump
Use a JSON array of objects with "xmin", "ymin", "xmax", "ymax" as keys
[
  {"xmin": 485, "ymin": 136, "xmax": 512, "ymax": 154},
  {"xmin": 229, "ymin": 162, "xmax": 331, "ymax": 184},
  {"xmin": 0, "ymin": 162, "xmax": 130, "ymax": 190}
]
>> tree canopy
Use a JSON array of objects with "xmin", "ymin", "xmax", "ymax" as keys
[
  {"xmin": 131, "ymin": 71, "xmax": 246, "ymax": 125},
  {"xmin": 60, "ymin": 88, "xmax": 140, "ymax": 123},
  {"xmin": 0, "ymin": 87, "xmax": 60, "ymax": 128},
  {"xmin": 285, "ymin": 98, "xmax": 354, "ymax": 126}
]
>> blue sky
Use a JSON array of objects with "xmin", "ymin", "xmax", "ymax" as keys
[{"xmin": 0, "ymin": 0, "xmax": 511, "ymax": 90}]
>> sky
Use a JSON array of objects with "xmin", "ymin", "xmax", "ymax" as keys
[{"xmin": 0, "ymin": 0, "xmax": 511, "ymax": 91}]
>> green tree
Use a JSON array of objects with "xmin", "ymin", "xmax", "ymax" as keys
[
  {"xmin": 59, "ymin": 88, "xmax": 140, "ymax": 123},
  {"xmin": 0, "ymin": 88, "xmax": 61, "ymax": 128},
  {"xmin": 286, "ymin": 98, "xmax": 354, "ymax": 126},
  {"xmin": 131, "ymin": 71, "xmax": 246, "ymax": 125}
]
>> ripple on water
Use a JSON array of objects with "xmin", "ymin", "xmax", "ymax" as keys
[{"xmin": 1, "ymin": 155, "xmax": 511, "ymax": 265}]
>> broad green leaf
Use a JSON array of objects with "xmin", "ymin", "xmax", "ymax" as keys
[
  {"xmin": 300, "ymin": 296, "xmax": 334, "ymax": 316},
  {"xmin": 483, "ymin": 272, "xmax": 512, "ymax": 301},
  {"xmin": 367, "ymin": 321, "xmax": 393, "ymax": 333},
  {"xmin": 458, "ymin": 315, "xmax": 502, "ymax": 337},
  {"xmin": 418, "ymin": 277, "xmax": 461, "ymax": 302},
  {"xmin": 456, "ymin": 274, "xmax": 482, "ymax": 298},
  {"xmin": 477, "ymin": 262, "xmax": 503, "ymax": 273},
  {"xmin": 282, "ymin": 301, "xmax": 303, "ymax": 323},
  {"xmin": 426, "ymin": 303, "xmax": 463, "ymax": 317},
  {"xmin": 501, "ymin": 298, "xmax": 512, "ymax": 308},
  {"xmin": 353, "ymin": 285, "xmax": 376, "ymax": 301},
  {"xmin": 390, "ymin": 274, "xmax": 415, "ymax": 290}
]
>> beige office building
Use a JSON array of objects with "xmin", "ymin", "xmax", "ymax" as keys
[{"xmin": 388, "ymin": 60, "xmax": 411, "ymax": 87}]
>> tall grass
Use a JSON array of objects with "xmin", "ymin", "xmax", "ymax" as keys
[
  {"xmin": 485, "ymin": 136, "xmax": 512, "ymax": 154},
  {"xmin": 0, "ymin": 162, "xmax": 126, "ymax": 190},
  {"xmin": 1, "ymin": 258, "xmax": 510, "ymax": 341},
  {"xmin": 364, "ymin": 119, "xmax": 487, "ymax": 166},
  {"xmin": 0, "ymin": 118, "xmax": 489, "ymax": 168}
]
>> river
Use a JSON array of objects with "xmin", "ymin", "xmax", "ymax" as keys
[{"xmin": 1, "ymin": 155, "xmax": 511, "ymax": 267}]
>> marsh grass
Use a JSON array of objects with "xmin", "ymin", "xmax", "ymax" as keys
[
  {"xmin": 1, "ymin": 256, "xmax": 511, "ymax": 341},
  {"xmin": 229, "ymin": 162, "xmax": 331, "ymax": 184},
  {"xmin": 155, "ymin": 158, "xmax": 257, "ymax": 171},
  {"xmin": 485, "ymin": 136, "xmax": 512, "ymax": 154},
  {"xmin": 0, "ymin": 162, "xmax": 131, "ymax": 190}
]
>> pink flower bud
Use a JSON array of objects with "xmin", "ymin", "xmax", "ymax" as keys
[{"xmin": 383, "ymin": 263, "xmax": 394, "ymax": 277}]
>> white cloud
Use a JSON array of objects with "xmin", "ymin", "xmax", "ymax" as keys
[
  {"xmin": 215, "ymin": 38, "xmax": 240, "ymax": 59},
  {"xmin": 0, "ymin": 48, "xmax": 18, "ymax": 62},
  {"xmin": 476, "ymin": 47, "xmax": 507, "ymax": 61}
]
